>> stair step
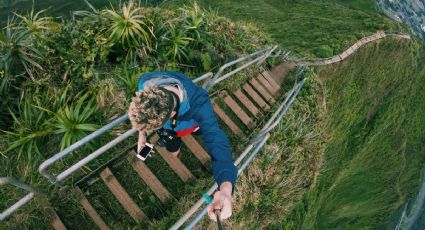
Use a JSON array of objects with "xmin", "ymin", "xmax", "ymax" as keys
[
  {"xmin": 150, "ymin": 135, "xmax": 194, "ymax": 182},
  {"xmin": 52, "ymin": 212, "xmax": 67, "ymax": 230},
  {"xmin": 220, "ymin": 91, "xmax": 254, "ymax": 129},
  {"xmin": 243, "ymin": 83, "xmax": 270, "ymax": 110},
  {"xmin": 181, "ymin": 134, "xmax": 210, "ymax": 167},
  {"xmin": 233, "ymin": 89, "xmax": 260, "ymax": 117},
  {"xmin": 260, "ymin": 71, "xmax": 280, "ymax": 92},
  {"xmin": 100, "ymin": 167, "xmax": 145, "ymax": 223},
  {"xmin": 257, "ymin": 73, "xmax": 279, "ymax": 96},
  {"xmin": 76, "ymin": 187, "xmax": 110, "ymax": 230},
  {"xmin": 270, "ymin": 63, "xmax": 296, "ymax": 85},
  {"xmin": 212, "ymin": 99, "xmax": 243, "ymax": 135},
  {"xmin": 127, "ymin": 153, "xmax": 172, "ymax": 202},
  {"xmin": 249, "ymin": 78, "xmax": 275, "ymax": 103}
]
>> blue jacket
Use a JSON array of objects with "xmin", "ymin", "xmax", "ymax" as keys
[{"xmin": 138, "ymin": 71, "xmax": 238, "ymax": 188}]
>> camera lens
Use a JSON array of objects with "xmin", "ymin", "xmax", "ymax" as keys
[
  {"xmin": 156, "ymin": 128, "xmax": 176, "ymax": 148},
  {"xmin": 157, "ymin": 138, "xmax": 166, "ymax": 147}
]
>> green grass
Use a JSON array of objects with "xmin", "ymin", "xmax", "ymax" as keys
[
  {"xmin": 282, "ymin": 38, "xmax": 425, "ymax": 229},
  {"xmin": 2, "ymin": 0, "xmax": 424, "ymax": 229},
  {"xmin": 163, "ymin": 0, "xmax": 407, "ymax": 57}
]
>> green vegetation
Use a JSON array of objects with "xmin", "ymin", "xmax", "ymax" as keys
[
  {"xmin": 164, "ymin": 0, "xmax": 407, "ymax": 57},
  {"xmin": 283, "ymin": 38, "xmax": 425, "ymax": 229},
  {"xmin": 196, "ymin": 39, "xmax": 425, "ymax": 230},
  {"xmin": 164, "ymin": 1, "xmax": 424, "ymax": 229},
  {"xmin": 0, "ymin": 2, "xmax": 270, "ymax": 228},
  {"xmin": 2, "ymin": 0, "xmax": 425, "ymax": 229}
]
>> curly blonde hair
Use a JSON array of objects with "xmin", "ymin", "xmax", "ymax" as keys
[{"xmin": 128, "ymin": 86, "xmax": 174, "ymax": 131}]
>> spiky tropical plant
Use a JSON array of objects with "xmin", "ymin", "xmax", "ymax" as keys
[
  {"xmin": 161, "ymin": 23, "xmax": 193, "ymax": 62},
  {"xmin": 2, "ymin": 98, "xmax": 53, "ymax": 165},
  {"xmin": 181, "ymin": 2, "xmax": 205, "ymax": 40},
  {"xmin": 0, "ymin": 20, "xmax": 43, "ymax": 81},
  {"xmin": 102, "ymin": 0, "xmax": 154, "ymax": 59},
  {"xmin": 53, "ymin": 93, "xmax": 99, "ymax": 150},
  {"xmin": 73, "ymin": 0, "xmax": 99, "ymax": 18},
  {"xmin": 14, "ymin": 4, "xmax": 59, "ymax": 35}
]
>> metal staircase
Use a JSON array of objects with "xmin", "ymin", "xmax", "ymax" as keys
[{"xmin": 1, "ymin": 46, "xmax": 306, "ymax": 229}]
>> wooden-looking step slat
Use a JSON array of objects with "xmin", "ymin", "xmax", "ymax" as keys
[
  {"xmin": 220, "ymin": 91, "xmax": 254, "ymax": 129},
  {"xmin": 249, "ymin": 78, "xmax": 275, "ymax": 103},
  {"xmin": 100, "ymin": 167, "xmax": 145, "ymax": 223},
  {"xmin": 242, "ymin": 83, "xmax": 270, "ymax": 110},
  {"xmin": 260, "ymin": 71, "xmax": 280, "ymax": 92},
  {"xmin": 212, "ymin": 100, "xmax": 243, "ymax": 135},
  {"xmin": 233, "ymin": 89, "xmax": 260, "ymax": 117},
  {"xmin": 270, "ymin": 63, "xmax": 296, "ymax": 85},
  {"xmin": 76, "ymin": 188, "xmax": 110, "ymax": 230},
  {"xmin": 257, "ymin": 73, "xmax": 279, "ymax": 96},
  {"xmin": 150, "ymin": 135, "xmax": 194, "ymax": 182},
  {"xmin": 181, "ymin": 134, "xmax": 210, "ymax": 167},
  {"xmin": 52, "ymin": 212, "xmax": 67, "ymax": 230},
  {"xmin": 127, "ymin": 153, "xmax": 172, "ymax": 202}
]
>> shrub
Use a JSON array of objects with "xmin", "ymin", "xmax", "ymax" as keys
[
  {"xmin": 314, "ymin": 45, "xmax": 333, "ymax": 58},
  {"xmin": 0, "ymin": 20, "xmax": 43, "ymax": 82},
  {"xmin": 102, "ymin": 0, "xmax": 155, "ymax": 61}
]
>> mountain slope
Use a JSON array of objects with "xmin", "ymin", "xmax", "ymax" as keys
[
  {"xmin": 286, "ymin": 37, "xmax": 425, "ymax": 229},
  {"xmin": 163, "ymin": 0, "xmax": 406, "ymax": 57}
]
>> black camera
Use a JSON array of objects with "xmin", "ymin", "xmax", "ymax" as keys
[{"xmin": 156, "ymin": 128, "xmax": 177, "ymax": 147}]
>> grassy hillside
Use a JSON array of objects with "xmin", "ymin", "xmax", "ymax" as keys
[
  {"xmin": 161, "ymin": 1, "xmax": 425, "ymax": 229},
  {"xmin": 193, "ymin": 38, "xmax": 425, "ymax": 229},
  {"xmin": 284, "ymin": 38, "xmax": 425, "ymax": 229},
  {"xmin": 0, "ymin": 2, "xmax": 270, "ymax": 229},
  {"xmin": 163, "ymin": 0, "xmax": 407, "ymax": 57},
  {"xmin": 2, "ymin": 0, "xmax": 424, "ymax": 229}
]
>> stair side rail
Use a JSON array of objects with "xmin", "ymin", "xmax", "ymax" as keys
[
  {"xmin": 171, "ymin": 70, "xmax": 306, "ymax": 229},
  {"xmin": 203, "ymin": 46, "xmax": 281, "ymax": 91},
  {"xmin": 38, "ymin": 72, "xmax": 213, "ymax": 184},
  {"xmin": 0, "ymin": 177, "xmax": 37, "ymax": 221},
  {"xmin": 38, "ymin": 46, "xmax": 281, "ymax": 185}
]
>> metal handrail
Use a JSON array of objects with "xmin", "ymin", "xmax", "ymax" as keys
[
  {"xmin": 193, "ymin": 72, "xmax": 213, "ymax": 83},
  {"xmin": 0, "ymin": 45, "xmax": 290, "ymax": 224},
  {"xmin": 203, "ymin": 46, "xmax": 278, "ymax": 91},
  {"xmin": 38, "ymin": 71, "xmax": 212, "ymax": 183},
  {"xmin": 183, "ymin": 134, "xmax": 271, "ymax": 230},
  {"xmin": 250, "ymin": 72, "xmax": 306, "ymax": 146},
  {"xmin": 171, "ymin": 73, "xmax": 306, "ymax": 229},
  {"xmin": 38, "ymin": 47, "xmax": 279, "ymax": 184},
  {"xmin": 213, "ymin": 46, "xmax": 279, "ymax": 84},
  {"xmin": 0, "ymin": 177, "xmax": 37, "ymax": 221},
  {"xmin": 169, "ymin": 145, "xmax": 255, "ymax": 230},
  {"xmin": 54, "ymin": 128, "xmax": 139, "ymax": 183},
  {"xmin": 39, "ymin": 114, "xmax": 130, "ymax": 183}
]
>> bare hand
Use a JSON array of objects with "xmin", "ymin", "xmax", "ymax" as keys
[
  {"xmin": 137, "ymin": 131, "xmax": 146, "ymax": 153},
  {"xmin": 207, "ymin": 182, "xmax": 233, "ymax": 221}
]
